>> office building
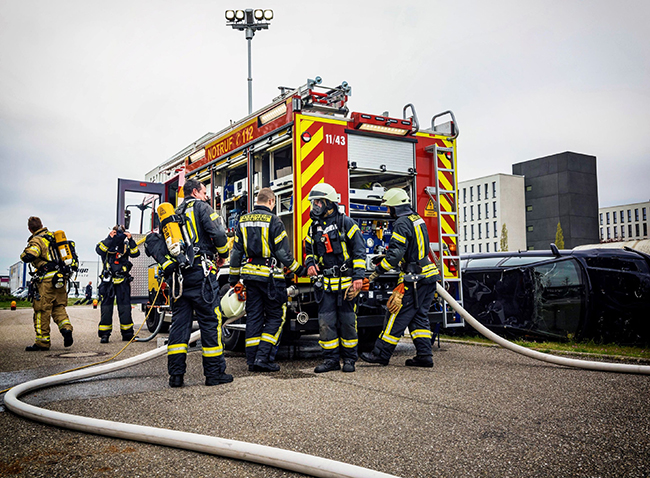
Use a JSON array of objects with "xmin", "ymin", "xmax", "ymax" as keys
[
  {"xmin": 458, "ymin": 173, "xmax": 526, "ymax": 254},
  {"xmin": 513, "ymin": 152, "xmax": 599, "ymax": 250}
]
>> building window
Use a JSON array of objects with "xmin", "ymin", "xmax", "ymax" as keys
[
  {"xmin": 470, "ymin": 205, "xmax": 474, "ymax": 221},
  {"xmin": 484, "ymin": 183, "xmax": 488, "ymax": 198},
  {"xmin": 492, "ymin": 181, "xmax": 496, "ymax": 198},
  {"xmin": 599, "ymin": 213, "xmax": 603, "ymax": 225},
  {"xmin": 644, "ymin": 208, "xmax": 647, "ymax": 221},
  {"xmin": 494, "ymin": 241, "xmax": 498, "ymax": 251},
  {"xmin": 477, "ymin": 186, "xmax": 481, "ymax": 201},
  {"xmin": 628, "ymin": 210, "xmax": 632, "ymax": 222},
  {"xmin": 620, "ymin": 211, "xmax": 624, "ymax": 223},
  {"xmin": 526, "ymin": 185, "xmax": 532, "ymax": 192},
  {"xmin": 478, "ymin": 243, "xmax": 482, "ymax": 253},
  {"xmin": 464, "ymin": 245, "xmax": 467, "ymax": 253},
  {"xmin": 629, "ymin": 224, "xmax": 633, "ymax": 237},
  {"xmin": 607, "ymin": 227, "xmax": 611, "ymax": 239},
  {"xmin": 621, "ymin": 227, "xmax": 625, "ymax": 239},
  {"xmin": 636, "ymin": 224, "xmax": 640, "ymax": 236},
  {"xmin": 478, "ymin": 223, "xmax": 482, "ymax": 239},
  {"xmin": 463, "ymin": 188, "xmax": 466, "ymax": 204},
  {"xmin": 470, "ymin": 186, "xmax": 474, "ymax": 202},
  {"xmin": 486, "ymin": 243, "xmax": 490, "ymax": 252},
  {"xmin": 471, "ymin": 224, "xmax": 475, "ymax": 240},
  {"xmin": 471, "ymin": 244, "xmax": 475, "ymax": 253},
  {"xmin": 606, "ymin": 212, "xmax": 610, "ymax": 225},
  {"xmin": 600, "ymin": 227, "xmax": 603, "ymax": 240},
  {"xmin": 614, "ymin": 226, "xmax": 618, "ymax": 238},
  {"xmin": 463, "ymin": 225, "xmax": 467, "ymax": 241},
  {"xmin": 486, "ymin": 222, "xmax": 489, "ymax": 238},
  {"xmin": 493, "ymin": 202, "xmax": 497, "ymax": 217},
  {"xmin": 527, "ymin": 225, "xmax": 534, "ymax": 232},
  {"xmin": 527, "ymin": 205, "xmax": 533, "ymax": 212},
  {"xmin": 485, "ymin": 203, "xmax": 489, "ymax": 219},
  {"xmin": 613, "ymin": 213, "xmax": 617, "ymax": 224},
  {"xmin": 463, "ymin": 206, "xmax": 467, "ymax": 222},
  {"xmin": 478, "ymin": 206, "xmax": 481, "ymax": 220},
  {"xmin": 644, "ymin": 223, "xmax": 647, "ymax": 237},
  {"xmin": 635, "ymin": 209, "xmax": 639, "ymax": 221},
  {"xmin": 494, "ymin": 221, "xmax": 497, "ymax": 236}
]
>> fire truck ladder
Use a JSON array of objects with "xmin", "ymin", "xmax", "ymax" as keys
[{"xmin": 425, "ymin": 143, "xmax": 465, "ymax": 328}]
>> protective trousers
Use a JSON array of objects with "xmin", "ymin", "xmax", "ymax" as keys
[
  {"xmin": 98, "ymin": 280, "xmax": 134, "ymax": 339},
  {"xmin": 372, "ymin": 281, "xmax": 436, "ymax": 361},
  {"xmin": 167, "ymin": 277, "xmax": 226, "ymax": 379},
  {"xmin": 32, "ymin": 280, "xmax": 73, "ymax": 348},
  {"xmin": 244, "ymin": 280, "xmax": 287, "ymax": 366},
  {"xmin": 317, "ymin": 290, "xmax": 358, "ymax": 362}
]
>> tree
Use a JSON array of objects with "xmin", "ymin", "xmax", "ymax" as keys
[
  {"xmin": 555, "ymin": 222, "xmax": 565, "ymax": 249},
  {"xmin": 499, "ymin": 223, "xmax": 508, "ymax": 251}
]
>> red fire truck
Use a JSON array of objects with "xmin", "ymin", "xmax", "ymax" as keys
[{"xmin": 126, "ymin": 77, "xmax": 464, "ymax": 349}]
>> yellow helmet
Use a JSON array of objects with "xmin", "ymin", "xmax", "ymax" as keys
[
  {"xmin": 381, "ymin": 188, "xmax": 410, "ymax": 207},
  {"xmin": 308, "ymin": 182, "xmax": 340, "ymax": 203},
  {"xmin": 220, "ymin": 288, "xmax": 246, "ymax": 320}
]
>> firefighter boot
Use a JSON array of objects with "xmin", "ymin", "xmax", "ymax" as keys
[
  {"xmin": 360, "ymin": 351, "xmax": 389, "ymax": 366},
  {"xmin": 205, "ymin": 373, "xmax": 234, "ymax": 386},
  {"xmin": 253, "ymin": 359, "xmax": 280, "ymax": 372},
  {"xmin": 405, "ymin": 355, "xmax": 433, "ymax": 368},
  {"xmin": 169, "ymin": 374, "xmax": 184, "ymax": 388},
  {"xmin": 314, "ymin": 360, "xmax": 341, "ymax": 373},
  {"xmin": 342, "ymin": 359, "xmax": 356, "ymax": 373},
  {"xmin": 62, "ymin": 329, "xmax": 73, "ymax": 348},
  {"xmin": 25, "ymin": 344, "xmax": 49, "ymax": 352},
  {"xmin": 100, "ymin": 335, "xmax": 110, "ymax": 344},
  {"xmin": 122, "ymin": 333, "xmax": 134, "ymax": 342}
]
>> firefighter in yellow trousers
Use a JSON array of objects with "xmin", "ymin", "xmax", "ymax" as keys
[{"xmin": 20, "ymin": 216, "xmax": 74, "ymax": 351}]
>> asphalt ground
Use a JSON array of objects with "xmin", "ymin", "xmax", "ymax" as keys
[{"xmin": 1, "ymin": 305, "xmax": 649, "ymax": 478}]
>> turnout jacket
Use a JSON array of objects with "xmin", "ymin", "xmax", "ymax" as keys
[
  {"xmin": 375, "ymin": 206, "xmax": 439, "ymax": 284},
  {"xmin": 21, "ymin": 227, "xmax": 59, "ymax": 281},
  {"xmin": 305, "ymin": 210, "xmax": 366, "ymax": 291},
  {"xmin": 176, "ymin": 197, "xmax": 229, "ymax": 260},
  {"xmin": 229, "ymin": 205, "xmax": 301, "ymax": 284},
  {"xmin": 96, "ymin": 232, "xmax": 140, "ymax": 285}
]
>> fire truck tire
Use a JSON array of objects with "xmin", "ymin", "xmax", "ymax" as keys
[
  {"xmin": 146, "ymin": 306, "xmax": 170, "ymax": 333},
  {"xmin": 219, "ymin": 284, "xmax": 245, "ymax": 352}
]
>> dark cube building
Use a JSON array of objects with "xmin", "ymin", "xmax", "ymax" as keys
[{"xmin": 512, "ymin": 152, "xmax": 599, "ymax": 250}]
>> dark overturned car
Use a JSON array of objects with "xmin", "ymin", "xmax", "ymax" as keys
[{"xmin": 459, "ymin": 244, "xmax": 650, "ymax": 345}]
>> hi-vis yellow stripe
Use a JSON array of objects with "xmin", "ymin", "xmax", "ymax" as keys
[
  {"xmin": 301, "ymin": 152, "xmax": 325, "ymax": 215},
  {"xmin": 301, "ymin": 122, "xmax": 323, "ymax": 158},
  {"xmin": 438, "ymin": 152, "xmax": 452, "ymax": 169},
  {"xmin": 440, "ymin": 194, "xmax": 453, "ymax": 213},
  {"xmin": 441, "ymin": 216, "xmax": 456, "ymax": 235},
  {"xmin": 439, "ymin": 171, "xmax": 454, "ymax": 192}
]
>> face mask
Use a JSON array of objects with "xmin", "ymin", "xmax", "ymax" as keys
[{"xmin": 311, "ymin": 200, "xmax": 324, "ymax": 217}]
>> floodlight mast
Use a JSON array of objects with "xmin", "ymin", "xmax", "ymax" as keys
[{"xmin": 225, "ymin": 9, "xmax": 274, "ymax": 115}]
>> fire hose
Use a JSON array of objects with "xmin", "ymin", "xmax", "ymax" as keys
[{"xmin": 4, "ymin": 283, "xmax": 650, "ymax": 478}]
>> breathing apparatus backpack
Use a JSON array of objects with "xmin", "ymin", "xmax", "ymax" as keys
[
  {"xmin": 45, "ymin": 229, "xmax": 79, "ymax": 288},
  {"xmin": 157, "ymin": 202, "xmax": 193, "ymax": 269}
]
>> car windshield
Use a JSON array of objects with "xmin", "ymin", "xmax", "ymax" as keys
[
  {"xmin": 501, "ymin": 256, "xmax": 554, "ymax": 267},
  {"xmin": 465, "ymin": 257, "xmax": 506, "ymax": 269}
]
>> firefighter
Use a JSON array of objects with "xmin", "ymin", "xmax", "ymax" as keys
[
  {"xmin": 305, "ymin": 183, "xmax": 366, "ymax": 373},
  {"xmin": 167, "ymin": 179, "xmax": 232, "ymax": 388},
  {"xmin": 20, "ymin": 216, "xmax": 74, "ymax": 351},
  {"xmin": 229, "ymin": 187, "xmax": 306, "ymax": 372},
  {"xmin": 96, "ymin": 225, "xmax": 140, "ymax": 343},
  {"xmin": 360, "ymin": 188, "xmax": 441, "ymax": 368}
]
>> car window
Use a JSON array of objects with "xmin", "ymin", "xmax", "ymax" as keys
[
  {"xmin": 465, "ymin": 257, "xmax": 505, "ymax": 269},
  {"xmin": 501, "ymin": 256, "xmax": 554, "ymax": 267},
  {"xmin": 584, "ymin": 256, "xmax": 649, "ymax": 273}
]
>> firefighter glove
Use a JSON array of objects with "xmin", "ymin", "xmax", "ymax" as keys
[
  {"xmin": 386, "ymin": 283, "xmax": 405, "ymax": 314},
  {"xmin": 296, "ymin": 265, "xmax": 308, "ymax": 277},
  {"xmin": 371, "ymin": 254, "xmax": 386, "ymax": 266},
  {"xmin": 233, "ymin": 283, "xmax": 247, "ymax": 301}
]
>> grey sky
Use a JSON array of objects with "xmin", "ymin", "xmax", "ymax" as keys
[{"xmin": 1, "ymin": 0, "xmax": 649, "ymax": 274}]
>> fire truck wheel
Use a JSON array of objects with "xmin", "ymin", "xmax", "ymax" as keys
[{"xmin": 146, "ymin": 306, "xmax": 170, "ymax": 333}]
